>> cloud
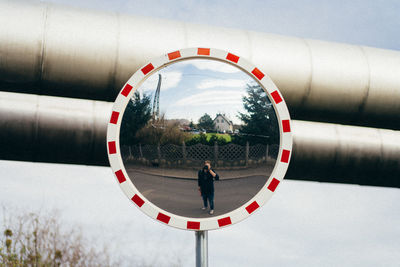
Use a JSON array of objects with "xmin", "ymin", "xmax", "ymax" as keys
[
  {"xmin": 174, "ymin": 90, "xmax": 243, "ymax": 107},
  {"xmin": 140, "ymin": 71, "xmax": 182, "ymax": 92},
  {"xmin": 197, "ymin": 78, "xmax": 248, "ymax": 89},
  {"xmin": 186, "ymin": 59, "xmax": 241, "ymax": 73}
]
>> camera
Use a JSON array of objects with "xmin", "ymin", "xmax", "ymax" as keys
[{"xmin": 203, "ymin": 165, "xmax": 209, "ymax": 171}]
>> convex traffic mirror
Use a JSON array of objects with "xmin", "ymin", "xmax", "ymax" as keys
[{"xmin": 107, "ymin": 48, "xmax": 292, "ymax": 231}]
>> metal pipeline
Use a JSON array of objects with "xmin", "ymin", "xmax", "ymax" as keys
[
  {"xmin": 288, "ymin": 120, "xmax": 400, "ymax": 187},
  {"xmin": 0, "ymin": 91, "xmax": 110, "ymax": 165},
  {"xmin": 0, "ymin": 91, "xmax": 399, "ymax": 187},
  {"xmin": 1, "ymin": 1, "xmax": 400, "ymax": 129}
]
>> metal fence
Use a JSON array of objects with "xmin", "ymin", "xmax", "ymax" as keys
[{"xmin": 121, "ymin": 142, "xmax": 278, "ymax": 168}]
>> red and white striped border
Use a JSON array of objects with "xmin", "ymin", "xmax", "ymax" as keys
[{"xmin": 107, "ymin": 48, "xmax": 292, "ymax": 231}]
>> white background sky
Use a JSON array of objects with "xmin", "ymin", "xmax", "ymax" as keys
[{"xmin": 1, "ymin": 0, "xmax": 400, "ymax": 266}]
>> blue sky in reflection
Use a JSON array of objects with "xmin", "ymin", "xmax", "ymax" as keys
[{"xmin": 138, "ymin": 59, "xmax": 255, "ymax": 125}]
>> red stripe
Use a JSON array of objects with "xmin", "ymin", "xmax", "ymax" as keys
[
  {"xmin": 226, "ymin": 53, "xmax": 239, "ymax": 63},
  {"xmin": 168, "ymin": 50, "xmax": 181, "ymax": 60},
  {"xmin": 157, "ymin": 213, "xmax": 171, "ymax": 224},
  {"xmin": 281, "ymin": 149, "xmax": 290, "ymax": 163},
  {"xmin": 197, "ymin": 48, "xmax": 210, "ymax": 55},
  {"xmin": 187, "ymin": 221, "xmax": 200, "ymax": 230},
  {"xmin": 252, "ymin": 68, "xmax": 265, "ymax": 80},
  {"xmin": 271, "ymin": 90, "xmax": 282, "ymax": 104},
  {"xmin": 267, "ymin": 178, "xmax": 280, "ymax": 192},
  {"xmin": 108, "ymin": 141, "xmax": 116, "ymax": 154},
  {"xmin": 282, "ymin": 120, "xmax": 291, "ymax": 132},
  {"xmin": 131, "ymin": 194, "xmax": 145, "ymax": 207},
  {"xmin": 218, "ymin": 217, "xmax": 232, "ymax": 227},
  {"xmin": 121, "ymin": 84, "xmax": 133, "ymax": 97},
  {"xmin": 115, "ymin": 170, "xmax": 126, "ymax": 183},
  {"xmin": 141, "ymin": 63, "xmax": 154, "ymax": 75},
  {"xmin": 110, "ymin": 111, "xmax": 119, "ymax": 124},
  {"xmin": 245, "ymin": 201, "xmax": 260, "ymax": 214}
]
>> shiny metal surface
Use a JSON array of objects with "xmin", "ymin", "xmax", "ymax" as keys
[
  {"xmin": 1, "ymin": 1, "xmax": 400, "ymax": 129},
  {"xmin": 195, "ymin": 231, "xmax": 208, "ymax": 267},
  {"xmin": 0, "ymin": 92, "xmax": 399, "ymax": 187},
  {"xmin": 0, "ymin": 91, "xmax": 111, "ymax": 165},
  {"xmin": 288, "ymin": 120, "xmax": 400, "ymax": 187}
]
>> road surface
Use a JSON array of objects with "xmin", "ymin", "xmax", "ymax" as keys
[{"xmin": 126, "ymin": 168, "xmax": 268, "ymax": 218}]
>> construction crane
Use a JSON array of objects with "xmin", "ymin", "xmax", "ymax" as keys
[{"xmin": 152, "ymin": 74, "xmax": 162, "ymax": 120}]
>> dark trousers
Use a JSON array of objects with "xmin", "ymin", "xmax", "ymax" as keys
[{"xmin": 202, "ymin": 193, "xmax": 214, "ymax": 210}]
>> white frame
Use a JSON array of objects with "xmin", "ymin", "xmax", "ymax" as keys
[{"xmin": 107, "ymin": 48, "xmax": 292, "ymax": 231}]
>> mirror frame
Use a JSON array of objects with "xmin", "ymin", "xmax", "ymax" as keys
[{"xmin": 107, "ymin": 48, "xmax": 292, "ymax": 231}]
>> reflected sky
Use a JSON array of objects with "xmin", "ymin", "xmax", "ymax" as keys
[{"xmin": 138, "ymin": 59, "xmax": 255, "ymax": 125}]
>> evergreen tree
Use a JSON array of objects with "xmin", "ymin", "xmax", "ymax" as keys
[
  {"xmin": 237, "ymin": 84, "xmax": 279, "ymax": 144},
  {"xmin": 120, "ymin": 92, "xmax": 152, "ymax": 145},
  {"xmin": 189, "ymin": 120, "xmax": 195, "ymax": 130},
  {"xmin": 198, "ymin": 113, "xmax": 215, "ymax": 132}
]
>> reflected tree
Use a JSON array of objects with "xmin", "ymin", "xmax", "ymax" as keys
[
  {"xmin": 189, "ymin": 120, "xmax": 195, "ymax": 130},
  {"xmin": 136, "ymin": 115, "xmax": 190, "ymax": 145},
  {"xmin": 198, "ymin": 113, "xmax": 215, "ymax": 132},
  {"xmin": 120, "ymin": 91, "xmax": 152, "ymax": 145},
  {"xmin": 237, "ymin": 83, "xmax": 279, "ymax": 145}
]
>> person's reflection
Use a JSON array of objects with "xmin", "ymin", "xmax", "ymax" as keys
[{"xmin": 198, "ymin": 160, "xmax": 219, "ymax": 215}]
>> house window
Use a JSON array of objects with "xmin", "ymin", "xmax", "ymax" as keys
[
  {"xmin": 216, "ymin": 119, "xmax": 219, "ymax": 123},
  {"xmin": 221, "ymin": 119, "xmax": 224, "ymax": 123}
]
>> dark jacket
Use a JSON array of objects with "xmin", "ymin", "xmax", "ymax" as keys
[{"xmin": 198, "ymin": 169, "xmax": 219, "ymax": 196}]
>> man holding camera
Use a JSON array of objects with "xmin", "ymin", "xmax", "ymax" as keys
[{"xmin": 198, "ymin": 160, "xmax": 219, "ymax": 215}]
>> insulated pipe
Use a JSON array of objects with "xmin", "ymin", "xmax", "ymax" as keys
[
  {"xmin": 0, "ymin": 91, "xmax": 399, "ymax": 188},
  {"xmin": 0, "ymin": 91, "xmax": 110, "ymax": 165},
  {"xmin": 288, "ymin": 120, "xmax": 400, "ymax": 187},
  {"xmin": 1, "ymin": 1, "xmax": 400, "ymax": 129}
]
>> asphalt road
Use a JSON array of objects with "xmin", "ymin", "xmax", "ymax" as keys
[{"xmin": 126, "ymin": 168, "xmax": 268, "ymax": 218}]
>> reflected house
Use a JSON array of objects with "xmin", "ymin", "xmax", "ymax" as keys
[{"xmin": 213, "ymin": 113, "xmax": 233, "ymax": 133}]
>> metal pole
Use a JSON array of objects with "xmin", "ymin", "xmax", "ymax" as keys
[{"xmin": 195, "ymin": 230, "xmax": 208, "ymax": 267}]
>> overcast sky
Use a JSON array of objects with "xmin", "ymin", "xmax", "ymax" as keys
[
  {"xmin": 1, "ymin": 0, "xmax": 400, "ymax": 266},
  {"xmin": 41, "ymin": 0, "xmax": 400, "ymax": 51}
]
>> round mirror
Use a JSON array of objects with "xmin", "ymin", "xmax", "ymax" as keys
[{"xmin": 107, "ymin": 48, "xmax": 292, "ymax": 230}]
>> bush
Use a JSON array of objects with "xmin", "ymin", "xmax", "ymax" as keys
[
  {"xmin": 208, "ymin": 135, "xmax": 228, "ymax": 146},
  {"xmin": 185, "ymin": 133, "xmax": 229, "ymax": 146},
  {"xmin": 135, "ymin": 115, "xmax": 191, "ymax": 145},
  {"xmin": 185, "ymin": 133, "xmax": 208, "ymax": 146},
  {"xmin": 0, "ymin": 209, "xmax": 118, "ymax": 267}
]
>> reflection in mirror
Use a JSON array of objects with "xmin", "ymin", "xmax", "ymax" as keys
[{"xmin": 120, "ymin": 59, "xmax": 279, "ymax": 218}]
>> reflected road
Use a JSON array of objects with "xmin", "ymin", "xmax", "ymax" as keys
[{"xmin": 126, "ymin": 168, "xmax": 268, "ymax": 218}]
